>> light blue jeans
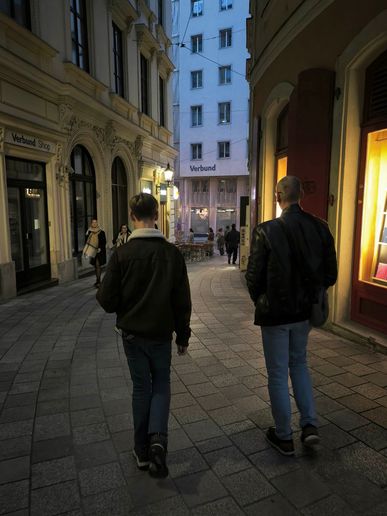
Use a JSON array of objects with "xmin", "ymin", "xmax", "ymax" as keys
[{"xmin": 261, "ymin": 320, "xmax": 317, "ymax": 440}]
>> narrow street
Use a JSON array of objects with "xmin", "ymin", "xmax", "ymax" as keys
[{"xmin": 0, "ymin": 256, "xmax": 387, "ymax": 515}]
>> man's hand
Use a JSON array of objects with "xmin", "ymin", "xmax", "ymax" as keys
[{"xmin": 177, "ymin": 344, "xmax": 188, "ymax": 356}]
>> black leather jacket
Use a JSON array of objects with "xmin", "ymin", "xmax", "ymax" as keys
[{"xmin": 246, "ymin": 204, "xmax": 337, "ymax": 326}]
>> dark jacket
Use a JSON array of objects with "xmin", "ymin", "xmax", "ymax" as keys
[
  {"xmin": 245, "ymin": 204, "xmax": 337, "ymax": 326},
  {"xmin": 96, "ymin": 230, "xmax": 192, "ymax": 345},
  {"xmin": 86, "ymin": 230, "xmax": 106, "ymax": 266},
  {"xmin": 225, "ymin": 229, "xmax": 240, "ymax": 249}
]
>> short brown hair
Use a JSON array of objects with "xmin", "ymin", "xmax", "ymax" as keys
[{"xmin": 129, "ymin": 193, "xmax": 158, "ymax": 221}]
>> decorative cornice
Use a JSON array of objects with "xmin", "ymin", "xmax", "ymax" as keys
[
  {"xmin": 0, "ymin": 127, "xmax": 4, "ymax": 153},
  {"xmin": 135, "ymin": 23, "xmax": 160, "ymax": 54}
]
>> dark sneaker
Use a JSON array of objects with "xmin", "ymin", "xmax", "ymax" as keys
[
  {"xmin": 301, "ymin": 424, "xmax": 320, "ymax": 446},
  {"xmin": 149, "ymin": 434, "xmax": 168, "ymax": 478},
  {"xmin": 266, "ymin": 427, "xmax": 295, "ymax": 456},
  {"xmin": 132, "ymin": 447, "xmax": 150, "ymax": 470}
]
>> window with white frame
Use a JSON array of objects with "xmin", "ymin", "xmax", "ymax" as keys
[
  {"xmin": 191, "ymin": 0, "xmax": 203, "ymax": 16},
  {"xmin": 220, "ymin": 0, "xmax": 232, "ymax": 10},
  {"xmin": 218, "ymin": 141, "xmax": 230, "ymax": 158},
  {"xmin": 191, "ymin": 143, "xmax": 202, "ymax": 160},
  {"xmin": 219, "ymin": 65, "xmax": 231, "ymax": 84},
  {"xmin": 219, "ymin": 28, "xmax": 232, "ymax": 48},
  {"xmin": 191, "ymin": 70, "xmax": 203, "ymax": 88},
  {"xmin": 191, "ymin": 105, "xmax": 203, "ymax": 127},
  {"xmin": 218, "ymin": 102, "xmax": 231, "ymax": 124},
  {"xmin": 191, "ymin": 34, "xmax": 203, "ymax": 53}
]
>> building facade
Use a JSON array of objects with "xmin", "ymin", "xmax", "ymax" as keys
[
  {"xmin": 247, "ymin": 0, "xmax": 387, "ymax": 340},
  {"xmin": 172, "ymin": 0, "xmax": 249, "ymax": 237},
  {"xmin": 0, "ymin": 0, "xmax": 176, "ymax": 301}
]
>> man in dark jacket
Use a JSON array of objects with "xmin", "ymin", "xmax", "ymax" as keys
[
  {"xmin": 246, "ymin": 176, "xmax": 337, "ymax": 456},
  {"xmin": 225, "ymin": 223, "xmax": 240, "ymax": 264},
  {"xmin": 97, "ymin": 193, "xmax": 191, "ymax": 478}
]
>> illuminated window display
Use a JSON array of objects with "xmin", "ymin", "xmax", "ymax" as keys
[{"xmin": 359, "ymin": 129, "xmax": 387, "ymax": 286}]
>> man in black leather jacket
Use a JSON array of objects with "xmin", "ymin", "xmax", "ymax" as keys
[
  {"xmin": 97, "ymin": 193, "xmax": 191, "ymax": 478},
  {"xmin": 246, "ymin": 176, "xmax": 337, "ymax": 455}
]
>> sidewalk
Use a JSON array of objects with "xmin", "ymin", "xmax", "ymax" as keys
[{"xmin": 0, "ymin": 256, "xmax": 386, "ymax": 515}]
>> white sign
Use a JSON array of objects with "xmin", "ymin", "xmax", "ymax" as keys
[{"xmin": 5, "ymin": 131, "xmax": 55, "ymax": 153}]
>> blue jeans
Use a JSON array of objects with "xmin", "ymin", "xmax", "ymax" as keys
[
  {"xmin": 122, "ymin": 335, "xmax": 172, "ymax": 449},
  {"xmin": 261, "ymin": 320, "xmax": 317, "ymax": 440}
]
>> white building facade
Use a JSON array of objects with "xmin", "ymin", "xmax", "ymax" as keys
[
  {"xmin": 0, "ymin": 0, "xmax": 176, "ymax": 301},
  {"xmin": 172, "ymin": 0, "xmax": 249, "ymax": 237}
]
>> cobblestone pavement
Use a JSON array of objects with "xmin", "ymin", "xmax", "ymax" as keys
[{"xmin": 1, "ymin": 256, "xmax": 387, "ymax": 515}]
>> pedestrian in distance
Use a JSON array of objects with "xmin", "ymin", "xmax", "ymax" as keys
[
  {"xmin": 224, "ymin": 225, "xmax": 230, "ymax": 255},
  {"xmin": 246, "ymin": 176, "xmax": 337, "ymax": 456},
  {"xmin": 225, "ymin": 223, "xmax": 240, "ymax": 264},
  {"xmin": 84, "ymin": 218, "xmax": 106, "ymax": 288},
  {"xmin": 216, "ymin": 228, "xmax": 225, "ymax": 255},
  {"xmin": 188, "ymin": 228, "xmax": 194, "ymax": 243},
  {"xmin": 97, "ymin": 193, "xmax": 192, "ymax": 478},
  {"xmin": 208, "ymin": 227, "xmax": 215, "ymax": 256},
  {"xmin": 115, "ymin": 223, "xmax": 131, "ymax": 247}
]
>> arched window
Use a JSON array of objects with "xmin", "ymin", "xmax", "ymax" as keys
[
  {"xmin": 112, "ymin": 157, "xmax": 128, "ymax": 238},
  {"xmin": 70, "ymin": 145, "xmax": 96, "ymax": 260},
  {"xmin": 275, "ymin": 104, "xmax": 289, "ymax": 216}
]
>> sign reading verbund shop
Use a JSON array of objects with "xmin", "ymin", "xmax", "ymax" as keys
[
  {"xmin": 5, "ymin": 131, "xmax": 55, "ymax": 153},
  {"xmin": 190, "ymin": 164, "xmax": 216, "ymax": 172}
]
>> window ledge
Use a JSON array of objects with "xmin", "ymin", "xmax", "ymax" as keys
[
  {"xmin": 109, "ymin": 92, "xmax": 137, "ymax": 119},
  {"xmin": 136, "ymin": 23, "xmax": 159, "ymax": 54},
  {"xmin": 64, "ymin": 62, "xmax": 108, "ymax": 98},
  {"xmin": 156, "ymin": 24, "xmax": 171, "ymax": 49}
]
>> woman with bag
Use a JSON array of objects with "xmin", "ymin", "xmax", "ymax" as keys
[
  {"xmin": 115, "ymin": 223, "xmax": 131, "ymax": 247},
  {"xmin": 84, "ymin": 219, "xmax": 106, "ymax": 288}
]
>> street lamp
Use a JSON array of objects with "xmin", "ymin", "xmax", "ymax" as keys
[{"xmin": 164, "ymin": 163, "xmax": 173, "ymax": 186}]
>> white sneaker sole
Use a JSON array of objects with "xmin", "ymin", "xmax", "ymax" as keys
[{"xmin": 302, "ymin": 434, "xmax": 320, "ymax": 446}]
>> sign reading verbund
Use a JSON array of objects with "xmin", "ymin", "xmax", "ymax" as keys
[
  {"xmin": 190, "ymin": 164, "xmax": 216, "ymax": 172},
  {"xmin": 5, "ymin": 131, "xmax": 55, "ymax": 153}
]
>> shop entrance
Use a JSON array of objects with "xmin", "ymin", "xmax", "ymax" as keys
[{"xmin": 6, "ymin": 157, "xmax": 50, "ymax": 290}]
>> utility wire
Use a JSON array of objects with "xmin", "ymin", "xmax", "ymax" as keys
[
  {"xmin": 176, "ymin": 43, "xmax": 246, "ymax": 78},
  {"xmin": 181, "ymin": 27, "xmax": 246, "ymax": 44},
  {"xmin": 180, "ymin": 9, "xmax": 193, "ymax": 48}
]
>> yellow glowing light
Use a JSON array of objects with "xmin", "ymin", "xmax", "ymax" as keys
[{"xmin": 276, "ymin": 156, "xmax": 288, "ymax": 217}]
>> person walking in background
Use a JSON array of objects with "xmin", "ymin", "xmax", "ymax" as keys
[
  {"xmin": 188, "ymin": 228, "xmax": 194, "ymax": 243},
  {"xmin": 246, "ymin": 176, "xmax": 337, "ymax": 456},
  {"xmin": 97, "ymin": 193, "xmax": 192, "ymax": 478},
  {"xmin": 84, "ymin": 219, "xmax": 106, "ymax": 288},
  {"xmin": 208, "ymin": 227, "xmax": 215, "ymax": 256},
  {"xmin": 225, "ymin": 223, "xmax": 240, "ymax": 265},
  {"xmin": 216, "ymin": 228, "xmax": 225, "ymax": 256},
  {"xmin": 224, "ymin": 225, "xmax": 230, "ymax": 255},
  {"xmin": 115, "ymin": 223, "xmax": 131, "ymax": 247}
]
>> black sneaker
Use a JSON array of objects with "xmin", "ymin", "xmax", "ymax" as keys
[
  {"xmin": 132, "ymin": 447, "xmax": 150, "ymax": 470},
  {"xmin": 301, "ymin": 424, "xmax": 320, "ymax": 446},
  {"xmin": 266, "ymin": 427, "xmax": 295, "ymax": 456},
  {"xmin": 149, "ymin": 434, "xmax": 168, "ymax": 478}
]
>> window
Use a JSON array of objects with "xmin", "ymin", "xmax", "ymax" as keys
[
  {"xmin": 219, "ymin": 28, "xmax": 232, "ymax": 48},
  {"xmin": 218, "ymin": 102, "xmax": 231, "ymax": 124},
  {"xmin": 158, "ymin": 0, "xmax": 163, "ymax": 26},
  {"xmin": 191, "ymin": 0, "xmax": 203, "ymax": 17},
  {"xmin": 0, "ymin": 0, "xmax": 30, "ymax": 28},
  {"xmin": 191, "ymin": 70, "xmax": 203, "ymax": 88},
  {"xmin": 219, "ymin": 65, "xmax": 231, "ymax": 84},
  {"xmin": 191, "ymin": 34, "xmax": 203, "ymax": 53},
  {"xmin": 192, "ymin": 180, "xmax": 208, "ymax": 193},
  {"xmin": 112, "ymin": 22, "xmax": 124, "ymax": 97},
  {"xmin": 140, "ymin": 54, "xmax": 149, "ymax": 115},
  {"xmin": 218, "ymin": 141, "xmax": 230, "ymax": 158},
  {"xmin": 70, "ymin": 0, "xmax": 89, "ymax": 72},
  {"xmin": 220, "ymin": 0, "xmax": 232, "ymax": 9},
  {"xmin": 191, "ymin": 105, "xmax": 203, "ymax": 127},
  {"xmin": 191, "ymin": 143, "xmax": 202, "ymax": 160},
  {"xmin": 159, "ymin": 76, "xmax": 165, "ymax": 127},
  {"xmin": 111, "ymin": 157, "xmax": 128, "ymax": 238}
]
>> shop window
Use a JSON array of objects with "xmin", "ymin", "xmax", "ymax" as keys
[
  {"xmin": 359, "ymin": 129, "xmax": 387, "ymax": 285},
  {"xmin": 70, "ymin": 0, "xmax": 89, "ymax": 72},
  {"xmin": 0, "ymin": 0, "xmax": 31, "ymax": 28},
  {"xmin": 112, "ymin": 157, "xmax": 128, "ymax": 238}
]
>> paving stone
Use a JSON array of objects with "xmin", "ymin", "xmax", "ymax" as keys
[
  {"xmin": 230, "ymin": 428, "xmax": 268, "ymax": 455},
  {"xmin": 220, "ymin": 384, "xmax": 254, "ymax": 400},
  {"xmin": 211, "ymin": 373, "xmax": 240, "ymax": 388},
  {"xmin": 127, "ymin": 472, "xmax": 179, "ymax": 507},
  {"xmin": 73, "ymin": 422, "xmax": 110, "ymax": 445},
  {"xmin": 0, "ymin": 405, "xmax": 35, "ymax": 424},
  {"xmin": 377, "ymin": 395, "xmax": 387, "ymax": 407},
  {"xmin": 74, "ymin": 439, "xmax": 117, "ymax": 470},
  {"xmin": 191, "ymin": 496, "xmax": 244, "ymax": 515},
  {"xmin": 301, "ymin": 494, "xmax": 357, "ymax": 515},
  {"xmin": 168, "ymin": 428, "xmax": 193, "ymax": 452},
  {"xmin": 179, "ymin": 372, "xmax": 208, "ymax": 386},
  {"xmin": 197, "ymin": 393, "xmax": 231, "ymax": 411},
  {"xmin": 317, "ymin": 382, "xmax": 353, "ymax": 399},
  {"xmin": 222, "ymin": 467, "xmax": 276, "ymax": 506},
  {"xmin": 244, "ymin": 494, "xmax": 299, "ymax": 516},
  {"xmin": 313, "ymin": 364, "xmax": 343, "ymax": 377},
  {"xmin": 362, "ymin": 407, "xmax": 387, "ymax": 428},
  {"xmin": 31, "ymin": 435, "xmax": 73, "ymax": 463},
  {"xmin": 205, "ymin": 445, "xmax": 250, "ymax": 477},
  {"xmin": 325, "ymin": 408, "xmax": 369, "ymax": 431},
  {"xmin": 82, "ymin": 487, "xmax": 134, "ymax": 515},
  {"xmin": 334, "ymin": 373, "xmax": 367, "ymax": 388},
  {"xmin": 69, "ymin": 395, "xmax": 101, "ymax": 411},
  {"xmin": 195, "ymin": 435, "xmax": 232, "ymax": 454},
  {"xmin": 183, "ymin": 420, "xmax": 223, "ymax": 442},
  {"xmin": 175, "ymin": 469, "xmax": 228, "ymax": 508},
  {"xmin": 272, "ymin": 469, "xmax": 331, "ymax": 508},
  {"xmin": 343, "ymin": 363, "xmax": 378, "ymax": 376},
  {"xmin": 208, "ymin": 406, "xmax": 245, "ymax": 426},
  {"xmin": 0, "ymin": 419, "xmax": 33, "ymax": 440},
  {"xmin": 318, "ymin": 423, "xmax": 357, "ymax": 449},
  {"xmin": 0, "ymin": 479, "xmax": 29, "ymax": 514},
  {"xmin": 338, "ymin": 442, "xmax": 387, "ymax": 486},
  {"xmin": 337, "ymin": 394, "xmax": 380, "ymax": 412},
  {"xmin": 70, "ymin": 407, "xmax": 105, "ymax": 427},
  {"xmin": 350, "ymin": 423, "xmax": 387, "ymax": 451},
  {"xmin": 33, "ymin": 413, "xmax": 70, "ymax": 441},
  {"xmin": 168, "ymin": 447, "xmax": 208, "ymax": 478},
  {"xmin": 36, "ymin": 399, "xmax": 69, "ymax": 416},
  {"xmin": 363, "ymin": 372, "xmax": 387, "ymax": 387},
  {"xmin": 0, "ymin": 456, "xmax": 29, "ymax": 484},
  {"xmin": 31, "ymin": 456, "xmax": 76, "ymax": 488},
  {"xmin": 128, "ymin": 495, "xmax": 190, "ymax": 516},
  {"xmin": 352, "ymin": 383, "xmax": 387, "ymax": 399},
  {"xmin": 30, "ymin": 480, "xmax": 80, "ymax": 515},
  {"xmin": 233, "ymin": 394, "xmax": 268, "ymax": 413},
  {"xmin": 170, "ymin": 392, "xmax": 196, "ymax": 409},
  {"xmin": 78, "ymin": 461, "xmax": 125, "ymax": 496},
  {"xmin": 222, "ymin": 419, "xmax": 256, "ymax": 435},
  {"xmin": 0, "ymin": 436, "xmax": 31, "ymax": 461},
  {"xmin": 106, "ymin": 412, "xmax": 133, "ymax": 433},
  {"xmin": 250, "ymin": 448, "xmax": 301, "ymax": 479},
  {"xmin": 314, "ymin": 395, "xmax": 345, "ymax": 415}
]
